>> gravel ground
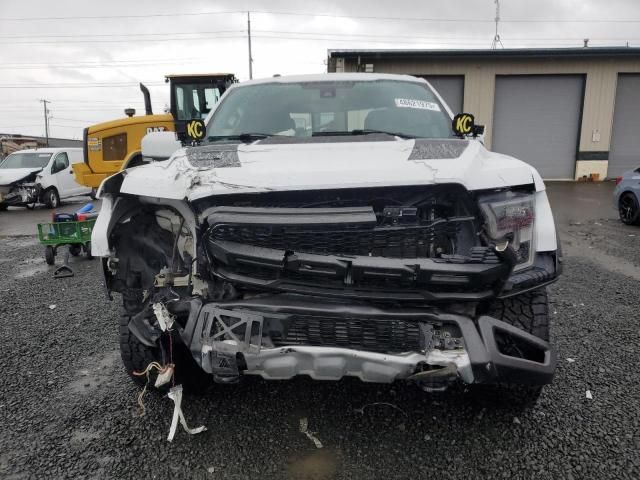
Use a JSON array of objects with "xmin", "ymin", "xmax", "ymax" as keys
[{"xmin": 0, "ymin": 215, "xmax": 639, "ymax": 479}]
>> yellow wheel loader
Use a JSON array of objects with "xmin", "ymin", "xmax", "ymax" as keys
[{"xmin": 73, "ymin": 74, "xmax": 236, "ymax": 188}]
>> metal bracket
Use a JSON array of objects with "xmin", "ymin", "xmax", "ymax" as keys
[
  {"xmin": 197, "ymin": 306, "xmax": 264, "ymax": 381},
  {"xmin": 204, "ymin": 307, "xmax": 263, "ymax": 354},
  {"xmin": 419, "ymin": 323, "xmax": 435, "ymax": 352}
]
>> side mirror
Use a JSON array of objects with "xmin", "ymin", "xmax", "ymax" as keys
[{"xmin": 141, "ymin": 131, "xmax": 182, "ymax": 162}]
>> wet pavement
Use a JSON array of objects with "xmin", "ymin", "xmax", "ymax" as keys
[{"xmin": 1, "ymin": 181, "xmax": 639, "ymax": 480}]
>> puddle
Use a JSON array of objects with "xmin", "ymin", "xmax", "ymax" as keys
[
  {"xmin": 68, "ymin": 351, "xmax": 119, "ymax": 395},
  {"xmin": 288, "ymin": 450, "xmax": 340, "ymax": 480},
  {"xmin": 13, "ymin": 256, "xmax": 49, "ymax": 279},
  {"xmin": 3, "ymin": 237, "xmax": 39, "ymax": 247}
]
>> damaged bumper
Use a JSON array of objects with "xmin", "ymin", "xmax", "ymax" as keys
[
  {"xmin": 0, "ymin": 183, "xmax": 40, "ymax": 206},
  {"xmin": 138, "ymin": 295, "xmax": 556, "ymax": 387}
]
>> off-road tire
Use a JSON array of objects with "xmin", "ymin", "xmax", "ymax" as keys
[
  {"xmin": 619, "ymin": 192, "xmax": 640, "ymax": 225},
  {"xmin": 0, "ymin": 203, "xmax": 7, "ymax": 211},
  {"xmin": 477, "ymin": 288, "xmax": 551, "ymax": 409},
  {"xmin": 487, "ymin": 289, "xmax": 550, "ymax": 342},
  {"xmin": 69, "ymin": 244, "xmax": 82, "ymax": 256},
  {"xmin": 119, "ymin": 299, "xmax": 211, "ymax": 393},
  {"xmin": 43, "ymin": 188, "xmax": 60, "ymax": 209}
]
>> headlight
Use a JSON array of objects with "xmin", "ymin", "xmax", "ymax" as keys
[{"xmin": 478, "ymin": 191, "xmax": 535, "ymax": 270}]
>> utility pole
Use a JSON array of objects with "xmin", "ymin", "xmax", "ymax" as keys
[
  {"xmin": 247, "ymin": 11, "xmax": 253, "ymax": 79},
  {"xmin": 40, "ymin": 99, "xmax": 50, "ymax": 146}
]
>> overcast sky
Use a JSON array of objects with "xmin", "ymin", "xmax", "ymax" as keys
[{"xmin": 1, "ymin": 0, "xmax": 640, "ymax": 140}]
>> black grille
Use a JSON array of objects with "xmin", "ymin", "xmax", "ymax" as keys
[
  {"xmin": 271, "ymin": 316, "xmax": 422, "ymax": 354},
  {"xmin": 210, "ymin": 222, "xmax": 461, "ymax": 259}
]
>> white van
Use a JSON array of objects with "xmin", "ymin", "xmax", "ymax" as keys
[{"xmin": 0, "ymin": 147, "xmax": 92, "ymax": 210}]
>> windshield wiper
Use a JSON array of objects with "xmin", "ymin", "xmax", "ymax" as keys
[
  {"xmin": 206, "ymin": 132, "xmax": 285, "ymax": 143},
  {"xmin": 312, "ymin": 129, "xmax": 415, "ymax": 139}
]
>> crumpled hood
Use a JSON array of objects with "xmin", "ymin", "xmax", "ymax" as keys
[
  {"xmin": 0, "ymin": 167, "xmax": 42, "ymax": 186},
  {"xmin": 115, "ymin": 138, "xmax": 545, "ymax": 201}
]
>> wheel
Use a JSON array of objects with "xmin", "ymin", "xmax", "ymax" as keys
[
  {"xmin": 475, "ymin": 289, "xmax": 550, "ymax": 409},
  {"xmin": 0, "ymin": 203, "xmax": 7, "ymax": 212},
  {"xmin": 89, "ymin": 188, "xmax": 97, "ymax": 200},
  {"xmin": 43, "ymin": 188, "xmax": 60, "ymax": 209},
  {"xmin": 69, "ymin": 244, "xmax": 82, "ymax": 256},
  {"xmin": 619, "ymin": 192, "xmax": 640, "ymax": 225},
  {"xmin": 84, "ymin": 242, "xmax": 93, "ymax": 259},
  {"xmin": 119, "ymin": 295, "xmax": 211, "ymax": 392},
  {"xmin": 45, "ymin": 246, "xmax": 55, "ymax": 265}
]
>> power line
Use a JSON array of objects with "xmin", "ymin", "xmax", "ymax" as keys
[
  {"xmin": 2, "ymin": 58, "xmax": 204, "ymax": 66},
  {"xmin": 0, "ymin": 33, "xmax": 245, "ymax": 45},
  {"xmin": 50, "ymin": 117, "xmax": 99, "ymax": 123},
  {"xmin": 0, "ymin": 82, "xmax": 166, "ymax": 89},
  {"xmin": 1, "ymin": 8, "xmax": 639, "ymax": 24},
  {"xmin": 0, "ymin": 30, "xmax": 243, "ymax": 39},
  {"xmin": 4, "ymin": 28, "xmax": 640, "ymax": 43},
  {"xmin": 0, "ymin": 10, "xmax": 244, "ymax": 21},
  {"xmin": 249, "ymin": 9, "xmax": 640, "ymax": 24}
]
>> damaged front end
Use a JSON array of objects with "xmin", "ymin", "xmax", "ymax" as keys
[
  {"xmin": 0, "ymin": 174, "xmax": 41, "ymax": 208},
  {"xmin": 98, "ymin": 182, "xmax": 558, "ymax": 391}
]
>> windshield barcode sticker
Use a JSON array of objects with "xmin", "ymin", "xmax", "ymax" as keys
[{"xmin": 394, "ymin": 98, "xmax": 441, "ymax": 111}]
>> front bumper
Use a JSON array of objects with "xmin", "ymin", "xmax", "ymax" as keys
[
  {"xmin": 145, "ymin": 294, "xmax": 557, "ymax": 386},
  {"xmin": 0, "ymin": 184, "xmax": 40, "ymax": 206}
]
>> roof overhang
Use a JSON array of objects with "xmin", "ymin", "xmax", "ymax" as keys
[{"xmin": 328, "ymin": 47, "xmax": 640, "ymax": 61}]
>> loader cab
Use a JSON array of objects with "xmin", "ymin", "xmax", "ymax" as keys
[{"xmin": 167, "ymin": 74, "xmax": 237, "ymax": 143}]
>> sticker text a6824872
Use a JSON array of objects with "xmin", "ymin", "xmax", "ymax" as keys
[{"xmin": 394, "ymin": 98, "xmax": 441, "ymax": 111}]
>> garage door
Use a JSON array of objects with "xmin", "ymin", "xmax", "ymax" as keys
[
  {"xmin": 421, "ymin": 76, "xmax": 464, "ymax": 114},
  {"xmin": 609, "ymin": 74, "xmax": 640, "ymax": 177},
  {"xmin": 493, "ymin": 75, "xmax": 584, "ymax": 179}
]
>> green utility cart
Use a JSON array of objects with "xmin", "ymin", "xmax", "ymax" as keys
[{"xmin": 37, "ymin": 217, "xmax": 96, "ymax": 266}]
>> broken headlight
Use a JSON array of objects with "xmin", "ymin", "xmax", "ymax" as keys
[{"xmin": 478, "ymin": 192, "xmax": 535, "ymax": 271}]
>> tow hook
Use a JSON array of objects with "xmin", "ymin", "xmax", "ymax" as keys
[{"xmin": 407, "ymin": 363, "xmax": 458, "ymax": 392}]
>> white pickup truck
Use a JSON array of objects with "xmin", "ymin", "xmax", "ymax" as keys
[
  {"xmin": 93, "ymin": 73, "xmax": 561, "ymax": 408},
  {"xmin": 0, "ymin": 147, "xmax": 93, "ymax": 210}
]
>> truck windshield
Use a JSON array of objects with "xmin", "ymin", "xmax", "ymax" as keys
[
  {"xmin": 0, "ymin": 152, "xmax": 52, "ymax": 169},
  {"xmin": 206, "ymin": 79, "xmax": 452, "ymax": 141}
]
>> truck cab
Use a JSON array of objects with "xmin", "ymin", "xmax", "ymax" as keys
[{"xmin": 72, "ymin": 73, "xmax": 236, "ymax": 188}]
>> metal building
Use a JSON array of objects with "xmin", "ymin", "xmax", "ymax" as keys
[{"xmin": 327, "ymin": 48, "xmax": 640, "ymax": 180}]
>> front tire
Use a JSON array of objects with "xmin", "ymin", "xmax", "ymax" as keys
[
  {"xmin": 43, "ymin": 188, "xmax": 60, "ymax": 209},
  {"xmin": 119, "ymin": 298, "xmax": 211, "ymax": 392},
  {"xmin": 619, "ymin": 192, "xmax": 640, "ymax": 225}
]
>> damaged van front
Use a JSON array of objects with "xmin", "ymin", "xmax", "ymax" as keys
[{"xmin": 93, "ymin": 74, "xmax": 561, "ymax": 406}]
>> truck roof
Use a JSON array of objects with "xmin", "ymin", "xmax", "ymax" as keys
[
  {"xmin": 235, "ymin": 72, "xmax": 427, "ymax": 87},
  {"xmin": 164, "ymin": 73, "xmax": 236, "ymax": 80},
  {"xmin": 12, "ymin": 147, "xmax": 81, "ymax": 154}
]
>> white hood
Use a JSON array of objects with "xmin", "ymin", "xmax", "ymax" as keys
[
  {"xmin": 0, "ymin": 167, "xmax": 42, "ymax": 186},
  {"xmin": 114, "ymin": 138, "xmax": 545, "ymax": 201}
]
